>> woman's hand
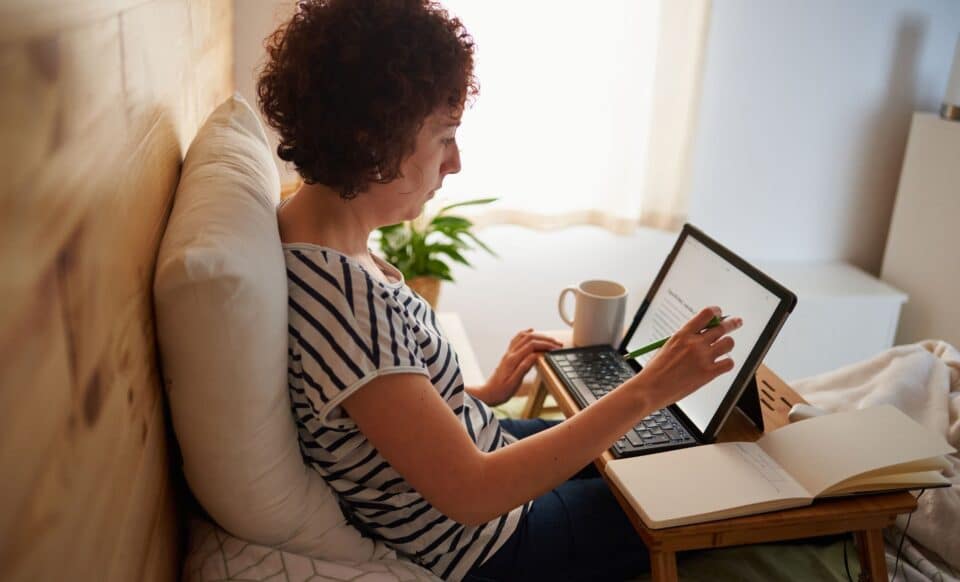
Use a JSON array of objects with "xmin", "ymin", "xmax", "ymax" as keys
[
  {"xmin": 471, "ymin": 329, "xmax": 564, "ymax": 406},
  {"xmin": 631, "ymin": 306, "xmax": 742, "ymax": 412}
]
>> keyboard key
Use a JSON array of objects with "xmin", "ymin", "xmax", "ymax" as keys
[
  {"xmin": 572, "ymin": 379, "xmax": 591, "ymax": 393},
  {"xmin": 644, "ymin": 435, "xmax": 670, "ymax": 445},
  {"xmin": 625, "ymin": 431, "xmax": 644, "ymax": 447},
  {"xmin": 665, "ymin": 429, "xmax": 684, "ymax": 441}
]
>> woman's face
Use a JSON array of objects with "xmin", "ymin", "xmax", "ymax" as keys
[{"xmin": 372, "ymin": 109, "xmax": 462, "ymax": 222}]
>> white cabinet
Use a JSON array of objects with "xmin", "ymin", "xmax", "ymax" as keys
[{"xmin": 757, "ymin": 262, "xmax": 907, "ymax": 383}]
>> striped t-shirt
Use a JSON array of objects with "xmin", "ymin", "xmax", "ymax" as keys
[{"xmin": 283, "ymin": 243, "xmax": 528, "ymax": 580}]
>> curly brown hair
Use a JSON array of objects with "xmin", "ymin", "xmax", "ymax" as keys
[{"xmin": 257, "ymin": 0, "xmax": 477, "ymax": 199}]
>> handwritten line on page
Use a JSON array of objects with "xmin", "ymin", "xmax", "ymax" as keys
[{"xmin": 734, "ymin": 443, "xmax": 793, "ymax": 495}]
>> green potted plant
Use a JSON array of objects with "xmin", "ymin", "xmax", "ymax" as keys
[{"xmin": 376, "ymin": 198, "xmax": 498, "ymax": 307}]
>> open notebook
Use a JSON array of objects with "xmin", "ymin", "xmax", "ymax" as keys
[{"xmin": 605, "ymin": 405, "xmax": 955, "ymax": 529}]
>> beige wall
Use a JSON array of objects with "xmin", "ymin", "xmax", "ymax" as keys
[{"xmin": 881, "ymin": 114, "xmax": 960, "ymax": 349}]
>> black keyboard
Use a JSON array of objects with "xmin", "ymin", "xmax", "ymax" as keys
[{"xmin": 546, "ymin": 348, "xmax": 697, "ymax": 457}]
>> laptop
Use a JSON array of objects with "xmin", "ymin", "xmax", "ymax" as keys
[{"xmin": 545, "ymin": 223, "xmax": 797, "ymax": 458}]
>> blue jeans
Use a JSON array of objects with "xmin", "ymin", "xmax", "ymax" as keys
[{"xmin": 465, "ymin": 418, "xmax": 650, "ymax": 582}]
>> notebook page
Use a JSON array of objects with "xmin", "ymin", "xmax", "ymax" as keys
[
  {"xmin": 757, "ymin": 405, "xmax": 955, "ymax": 496},
  {"xmin": 605, "ymin": 442, "xmax": 811, "ymax": 528},
  {"xmin": 826, "ymin": 470, "xmax": 950, "ymax": 496}
]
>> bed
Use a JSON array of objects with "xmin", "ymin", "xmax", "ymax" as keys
[{"xmin": 1, "ymin": 2, "xmax": 956, "ymax": 581}]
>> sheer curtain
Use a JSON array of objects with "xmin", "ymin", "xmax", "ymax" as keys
[{"xmin": 440, "ymin": 0, "xmax": 711, "ymax": 234}]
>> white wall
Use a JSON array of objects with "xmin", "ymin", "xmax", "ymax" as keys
[
  {"xmin": 234, "ymin": 0, "xmax": 298, "ymax": 183},
  {"xmin": 234, "ymin": 0, "xmax": 960, "ymax": 376},
  {"xmin": 688, "ymin": 0, "xmax": 960, "ymax": 276}
]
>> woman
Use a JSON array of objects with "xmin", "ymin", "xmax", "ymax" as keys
[{"xmin": 260, "ymin": 1, "xmax": 741, "ymax": 580}]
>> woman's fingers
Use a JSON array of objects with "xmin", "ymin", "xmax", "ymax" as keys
[
  {"xmin": 712, "ymin": 357, "xmax": 735, "ymax": 374},
  {"xmin": 505, "ymin": 352, "xmax": 539, "ymax": 387},
  {"xmin": 701, "ymin": 316, "xmax": 741, "ymax": 344},
  {"xmin": 498, "ymin": 332, "xmax": 563, "ymax": 390},
  {"xmin": 680, "ymin": 306, "xmax": 721, "ymax": 336},
  {"xmin": 517, "ymin": 335, "xmax": 563, "ymax": 351},
  {"xmin": 510, "ymin": 333, "xmax": 562, "ymax": 355},
  {"xmin": 507, "ymin": 338, "xmax": 562, "ymax": 364},
  {"xmin": 508, "ymin": 328, "xmax": 563, "ymax": 350},
  {"xmin": 709, "ymin": 336, "xmax": 735, "ymax": 359},
  {"xmin": 477, "ymin": 332, "xmax": 558, "ymax": 405},
  {"xmin": 508, "ymin": 329, "xmax": 534, "ymax": 349}
]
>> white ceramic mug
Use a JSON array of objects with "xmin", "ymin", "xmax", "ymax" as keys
[{"xmin": 557, "ymin": 280, "xmax": 628, "ymax": 347}]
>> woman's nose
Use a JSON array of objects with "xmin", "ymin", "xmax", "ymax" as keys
[{"xmin": 441, "ymin": 144, "xmax": 461, "ymax": 176}]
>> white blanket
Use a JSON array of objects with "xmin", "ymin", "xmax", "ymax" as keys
[{"xmin": 792, "ymin": 340, "xmax": 960, "ymax": 581}]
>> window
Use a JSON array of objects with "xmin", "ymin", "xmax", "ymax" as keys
[{"xmin": 441, "ymin": 0, "xmax": 710, "ymax": 234}]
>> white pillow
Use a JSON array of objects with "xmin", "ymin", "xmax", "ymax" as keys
[{"xmin": 155, "ymin": 94, "xmax": 391, "ymax": 561}]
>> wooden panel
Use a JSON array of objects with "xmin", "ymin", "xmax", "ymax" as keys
[
  {"xmin": 190, "ymin": 0, "xmax": 235, "ymax": 118},
  {"xmin": 0, "ymin": 0, "xmax": 149, "ymax": 42},
  {"xmin": 0, "ymin": 267, "xmax": 74, "ymax": 576},
  {"xmin": 122, "ymin": 0, "xmax": 198, "ymax": 152},
  {"xmin": 0, "ymin": 1, "xmax": 233, "ymax": 580}
]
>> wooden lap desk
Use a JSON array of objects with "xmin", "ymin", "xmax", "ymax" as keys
[{"xmin": 528, "ymin": 358, "xmax": 917, "ymax": 582}]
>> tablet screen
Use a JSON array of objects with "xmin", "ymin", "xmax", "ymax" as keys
[{"xmin": 624, "ymin": 235, "xmax": 780, "ymax": 433}]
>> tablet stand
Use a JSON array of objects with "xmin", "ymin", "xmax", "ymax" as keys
[{"xmin": 735, "ymin": 373, "xmax": 765, "ymax": 432}]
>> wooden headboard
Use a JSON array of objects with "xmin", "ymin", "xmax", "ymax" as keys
[{"xmin": 0, "ymin": 1, "xmax": 233, "ymax": 579}]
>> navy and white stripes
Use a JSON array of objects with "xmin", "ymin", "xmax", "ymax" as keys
[{"xmin": 284, "ymin": 243, "xmax": 526, "ymax": 580}]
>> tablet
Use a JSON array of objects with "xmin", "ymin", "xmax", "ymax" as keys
[{"xmin": 621, "ymin": 224, "xmax": 797, "ymax": 441}]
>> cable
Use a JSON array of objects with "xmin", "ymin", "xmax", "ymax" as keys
[
  {"xmin": 842, "ymin": 535, "xmax": 853, "ymax": 582},
  {"xmin": 892, "ymin": 489, "xmax": 927, "ymax": 582}
]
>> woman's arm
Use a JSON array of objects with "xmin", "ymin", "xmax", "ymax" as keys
[
  {"xmin": 344, "ymin": 367, "xmax": 655, "ymax": 525},
  {"xmin": 341, "ymin": 307, "xmax": 741, "ymax": 525}
]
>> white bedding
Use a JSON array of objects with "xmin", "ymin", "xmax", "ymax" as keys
[
  {"xmin": 792, "ymin": 339, "xmax": 960, "ymax": 582},
  {"xmin": 182, "ymin": 515, "xmax": 441, "ymax": 582}
]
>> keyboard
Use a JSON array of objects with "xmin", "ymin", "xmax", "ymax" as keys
[{"xmin": 546, "ymin": 348, "xmax": 697, "ymax": 457}]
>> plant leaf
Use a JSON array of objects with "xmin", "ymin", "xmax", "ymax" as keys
[
  {"xmin": 432, "ymin": 244, "xmax": 470, "ymax": 265},
  {"xmin": 429, "ymin": 215, "xmax": 473, "ymax": 231},
  {"xmin": 438, "ymin": 230, "xmax": 471, "ymax": 247},
  {"xmin": 430, "ymin": 225, "xmax": 470, "ymax": 244},
  {"xmin": 379, "ymin": 223, "xmax": 404, "ymax": 233},
  {"xmin": 396, "ymin": 255, "xmax": 415, "ymax": 275},
  {"xmin": 375, "ymin": 202, "xmax": 496, "ymax": 281},
  {"xmin": 436, "ymin": 197, "xmax": 498, "ymax": 215},
  {"xmin": 462, "ymin": 230, "xmax": 498, "ymax": 257},
  {"xmin": 376, "ymin": 222, "xmax": 413, "ymax": 260},
  {"xmin": 426, "ymin": 259, "xmax": 454, "ymax": 281}
]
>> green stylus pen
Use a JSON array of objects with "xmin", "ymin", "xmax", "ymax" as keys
[{"xmin": 623, "ymin": 315, "xmax": 727, "ymax": 360}]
